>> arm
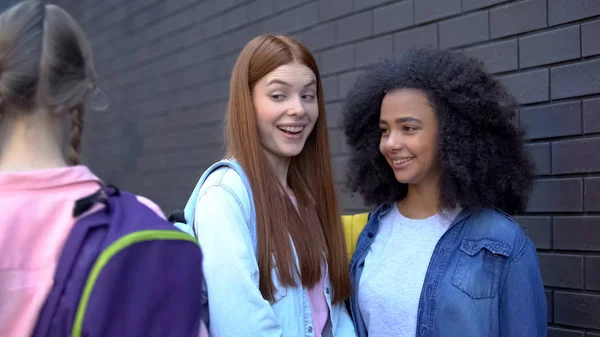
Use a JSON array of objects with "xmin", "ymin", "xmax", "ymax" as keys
[
  {"xmin": 499, "ymin": 240, "xmax": 547, "ymax": 337},
  {"xmin": 195, "ymin": 185, "xmax": 283, "ymax": 337}
]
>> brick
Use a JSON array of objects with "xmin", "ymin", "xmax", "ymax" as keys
[
  {"xmin": 549, "ymin": 0, "xmax": 600, "ymax": 26},
  {"xmin": 554, "ymin": 216, "xmax": 600, "ymax": 251},
  {"xmin": 462, "ymin": 0, "xmax": 509, "ymax": 11},
  {"xmin": 585, "ymin": 178, "xmax": 600, "ymax": 212},
  {"xmin": 519, "ymin": 26, "xmax": 581, "ymax": 68},
  {"xmin": 538, "ymin": 253, "xmax": 584, "ymax": 288},
  {"xmin": 340, "ymin": 70, "xmax": 363, "ymax": 100},
  {"xmin": 415, "ymin": 0, "xmax": 461, "ymax": 24},
  {"xmin": 137, "ymin": 103, "xmax": 226, "ymax": 134},
  {"xmin": 302, "ymin": 22, "xmax": 336, "ymax": 51},
  {"xmin": 490, "ymin": 0, "xmax": 547, "ymax": 39},
  {"xmin": 524, "ymin": 142, "xmax": 551, "ymax": 176},
  {"xmin": 322, "ymin": 76, "xmax": 340, "ymax": 101},
  {"xmin": 552, "ymin": 59, "xmax": 600, "ymax": 100},
  {"xmin": 319, "ymin": 45, "xmax": 356, "ymax": 75},
  {"xmin": 583, "ymin": 98, "xmax": 600, "ymax": 133},
  {"xmin": 331, "ymin": 156, "xmax": 348, "ymax": 183},
  {"xmin": 274, "ymin": 0, "xmax": 311, "ymax": 11},
  {"xmin": 520, "ymin": 102, "xmax": 581, "ymax": 140},
  {"xmin": 222, "ymin": 4, "xmax": 249, "ymax": 31},
  {"xmin": 292, "ymin": 2, "xmax": 319, "ymax": 31},
  {"xmin": 356, "ymin": 34, "xmax": 393, "ymax": 67},
  {"xmin": 497, "ymin": 69, "xmax": 549, "ymax": 105},
  {"xmin": 373, "ymin": 1, "xmax": 414, "ymax": 34},
  {"xmin": 325, "ymin": 102, "xmax": 343, "ymax": 128},
  {"xmin": 120, "ymin": 170, "xmax": 200, "ymax": 190},
  {"xmin": 513, "ymin": 216, "xmax": 552, "ymax": 249},
  {"xmin": 329, "ymin": 129, "xmax": 349, "ymax": 156},
  {"xmin": 554, "ymin": 291, "xmax": 600, "ymax": 329},
  {"xmin": 335, "ymin": 11, "xmax": 373, "ymax": 44},
  {"xmin": 586, "ymin": 256, "xmax": 600, "ymax": 291},
  {"xmin": 354, "ymin": 0, "xmax": 394, "ymax": 11},
  {"xmin": 582, "ymin": 19, "xmax": 600, "ymax": 57},
  {"xmin": 547, "ymin": 327, "xmax": 584, "ymax": 337},
  {"xmin": 553, "ymin": 138, "xmax": 600, "ymax": 174},
  {"xmin": 464, "ymin": 39, "xmax": 518, "ymax": 74},
  {"xmin": 247, "ymin": 0, "xmax": 275, "ymax": 22},
  {"xmin": 547, "ymin": 289, "xmax": 554, "ymax": 322},
  {"xmin": 266, "ymin": 2, "xmax": 318, "ymax": 33},
  {"xmin": 527, "ymin": 178, "xmax": 582, "ymax": 212},
  {"xmin": 142, "ymin": 127, "xmax": 222, "ymax": 151},
  {"xmin": 136, "ymin": 147, "xmax": 220, "ymax": 172},
  {"xmin": 439, "ymin": 11, "xmax": 489, "ymax": 49},
  {"xmin": 216, "ymin": 0, "xmax": 246, "ymax": 11},
  {"xmin": 205, "ymin": 16, "xmax": 224, "ymax": 37},
  {"xmin": 394, "ymin": 24, "xmax": 438, "ymax": 55},
  {"xmin": 337, "ymin": 186, "xmax": 369, "ymax": 212},
  {"xmin": 319, "ymin": 0, "xmax": 353, "ymax": 21}
]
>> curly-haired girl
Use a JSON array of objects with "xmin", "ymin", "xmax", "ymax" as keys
[{"xmin": 343, "ymin": 48, "xmax": 546, "ymax": 337}]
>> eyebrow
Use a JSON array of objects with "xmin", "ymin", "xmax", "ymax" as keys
[
  {"xmin": 379, "ymin": 117, "xmax": 423, "ymax": 124},
  {"xmin": 267, "ymin": 78, "xmax": 317, "ymax": 88}
]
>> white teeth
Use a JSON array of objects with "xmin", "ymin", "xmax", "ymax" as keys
[
  {"xmin": 392, "ymin": 158, "xmax": 414, "ymax": 165},
  {"xmin": 279, "ymin": 126, "xmax": 304, "ymax": 133}
]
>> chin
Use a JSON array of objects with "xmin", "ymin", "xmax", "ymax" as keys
[
  {"xmin": 277, "ymin": 143, "xmax": 306, "ymax": 157},
  {"xmin": 281, "ymin": 149, "xmax": 304, "ymax": 157},
  {"xmin": 393, "ymin": 173, "xmax": 416, "ymax": 185}
]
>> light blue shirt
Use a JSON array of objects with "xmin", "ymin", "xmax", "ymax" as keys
[{"xmin": 192, "ymin": 161, "xmax": 356, "ymax": 337}]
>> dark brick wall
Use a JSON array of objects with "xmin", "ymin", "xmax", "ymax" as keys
[{"xmin": 39, "ymin": 0, "xmax": 600, "ymax": 334}]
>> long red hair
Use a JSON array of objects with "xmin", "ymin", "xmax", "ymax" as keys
[{"xmin": 225, "ymin": 34, "xmax": 351, "ymax": 303}]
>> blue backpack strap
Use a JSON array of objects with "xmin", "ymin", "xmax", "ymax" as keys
[
  {"xmin": 172, "ymin": 160, "xmax": 256, "ymax": 328},
  {"xmin": 175, "ymin": 160, "xmax": 257, "ymax": 249}
]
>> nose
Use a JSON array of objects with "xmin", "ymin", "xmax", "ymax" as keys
[
  {"xmin": 287, "ymin": 95, "xmax": 306, "ymax": 117},
  {"xmin": 381, "ymin": 129, "xmax": 404, "ymax": 153}
]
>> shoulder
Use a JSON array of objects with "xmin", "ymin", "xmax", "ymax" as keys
[
  {"xmin": 461, "ymin": 208, "xmax": 532, "ymax": 261},
  {"xmin": 200, "ymin": 161, "xmax": 249, "ymax": 195},
  {"xmin": 465, "ymin": 209, "xmax": 525, "ymax": 235},
  {"xmin": 136, "ymin": 195, "xmax": 166, "ymax": 219},
  {"xmin": 196, "ymin": 161, "xmax": 254, "ymax": 221}
]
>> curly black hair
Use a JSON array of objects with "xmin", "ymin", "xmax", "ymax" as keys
[{"xmin": 342, "ymin": 48, "xmax": 533, "ymax": 214}]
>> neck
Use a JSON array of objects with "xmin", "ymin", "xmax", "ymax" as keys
[
  {"xmin": 263, "ymin": 149, "xmax": 292, "ymax": 196},
  {"xmin": 397, "ymin": 174, "xmax": 441, "ymax": 219},
  {"xmin": 0, "ymin": 108, "xmax": 68, "ymax": 172}
]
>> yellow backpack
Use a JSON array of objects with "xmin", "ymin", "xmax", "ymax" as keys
[{"xmin": 341, "ymin": 212, "xmax": 370, "ymax": 263}]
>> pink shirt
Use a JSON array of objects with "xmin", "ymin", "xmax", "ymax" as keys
[
  {"xmin": 0, "ymin": 166, "xmax": 165, "ymax": 337},
  {"xmin": 290, "ymin": 196, "xmax": 330, "ymax": 337},
  {"xmin": 307, "ymin": 267, "xmax": 330, "ymax": 337}
]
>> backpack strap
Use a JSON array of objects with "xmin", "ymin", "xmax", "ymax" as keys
[
  {"xmin": 173, "ymin": 160, "xmax": 256, "ymax": 249},
  {"xmin": 170, "ymin": 160, "xmax": 255, "ymax": 328},
  {"xmin": 342, "ymin": 212, "xmax": 370, "ymax": 263}
]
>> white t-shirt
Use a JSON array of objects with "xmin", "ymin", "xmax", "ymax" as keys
[{"xmin": 358, "ymin": 204, "xmax": 461, "ymax": 337}]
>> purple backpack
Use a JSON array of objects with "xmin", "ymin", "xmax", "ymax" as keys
[{"xmin": 31, "ymin": 185, "xmax": 205, "ymax": 337}]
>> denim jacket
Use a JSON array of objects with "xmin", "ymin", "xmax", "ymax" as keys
[
  {"xmin": 192, "ymin": 162, "xmax": 356, "ymax": 337},
  {"xmin": 349, "ymin": 203, "xmax": 547, "ymax": 337}
]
